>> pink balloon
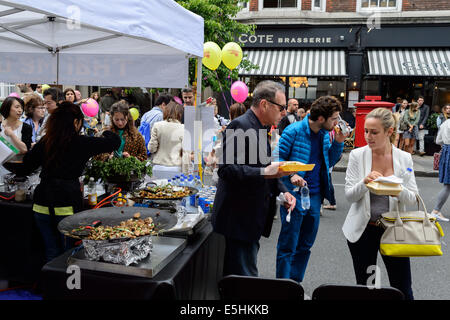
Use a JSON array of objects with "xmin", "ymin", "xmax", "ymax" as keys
[
  {"xmin": 230, "ymin": 81, "xmax": 248, "ymax": 103},
  {"xmin": 8, "ymin": 92, "xmax": 20, "ymax": 98},
  {"xmin": 81, "ymin": 98, "xmax": 99, "ymax": 117}
]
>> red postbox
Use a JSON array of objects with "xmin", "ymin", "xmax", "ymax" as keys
[{"xmin": 353, "ymin": 96, "xmax": 395, "ymax": 147}]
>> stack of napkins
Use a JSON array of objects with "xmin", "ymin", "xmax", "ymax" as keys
[
  {"xmin": 170, "ymin": 212, "xmax": 204, "ymax": 231},
  {"xmin": 373, "ymin": 175, "xmax": 404, "ymax": 184}
]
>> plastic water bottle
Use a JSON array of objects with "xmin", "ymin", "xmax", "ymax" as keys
[
  {"xmin": 87, "ymin": 177, "xmax": 97, "ymax": 206},
  {"xmin": 179, "ymin": 178, "xmax": 185, "ymax": 187},
  {"xmin": 195, "ymin": 175, "xmax": 202, "ymax": 189},
  {"xmin": 301, "ymin": 184, "xmax": 310, "ymax": 210}
]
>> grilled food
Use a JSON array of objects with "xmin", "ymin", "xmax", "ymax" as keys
[
  {"xmin": 73, "ymin": 214, "xmax": 158, "ymax": 240},
  {"xmin": 138, "ymin": 185, "xmax": 191, "ymax": 199}
]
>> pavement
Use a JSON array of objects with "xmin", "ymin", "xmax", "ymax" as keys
[
  {"xmin": 257, "ymin": 172, "xmax": 450, "ymax": 300},
  {"xmin": 334, "ymin": 149, "xmax": 438, "ymax": 177}
]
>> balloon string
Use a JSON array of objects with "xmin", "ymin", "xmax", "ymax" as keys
[
  {"xmin": 215, "ymin": 70, "xmax": 230, "ymax": 112},
  {"xmin": 230, "ymin": 69, "xmax": 233, "ymax": 106}
]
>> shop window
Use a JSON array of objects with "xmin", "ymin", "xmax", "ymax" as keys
[
  {"xmin": 433, "ymin": 81, "xmax": 450, "ymax": 108},
  {"xmin": 312, "ymin": 0, "xmax": 326, "ymax": 12},
  {"xmin": 358, "ymin": 0, "xmax": 401, "ymax": 11},
  {"xmin": 247, "ymin": 76, "xmax": 286, "ymax": 95},
  {"xmin": 317, "ymin": 80, "xmax": 346, "ymax": 98},
  {"xmin": 262, "ymin": 0, "xmax": 299, "ymax": 9},
  {"xmin": 362, "ymin": 79, "xmax": 380, "ymax": 97},
  {"xmin": 288, "ymin": 77, "xmax": 316, "ymax": 101},
  {"xmin": 238, "ymin": 1, "xmax": 249, "ymax": 11}
]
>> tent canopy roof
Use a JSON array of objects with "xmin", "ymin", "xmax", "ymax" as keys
[{"xmin": 0, "ymin": 0, "xmax": 204, "ymax": 87}]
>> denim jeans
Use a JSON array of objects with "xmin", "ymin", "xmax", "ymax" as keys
[
  {"xmin": 347, "ymin": 224, "xmax": 414, "ymax": 300},
  {"xmin": 223, "ymin": 237, "xmax": 260, "ymax": 277},
  {"xmin": 34, "ymin": 212, "xmax": 75, "ymax": 263},
  {"xmin": 276, "ymin": 193, "xmax": 322, "ymax": 282}
]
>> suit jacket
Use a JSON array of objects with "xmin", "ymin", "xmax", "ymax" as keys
[
  {"xmin": 342, "ymin": 145, "xmax": 419, "ymax": 243},
  {"xmin": 211, "ymin": 109, "xmax": 288, "ymax": 242}
]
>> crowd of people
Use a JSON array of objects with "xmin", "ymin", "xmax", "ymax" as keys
[{"xmin": 2, "ymin": 81, "xmax": 450, "ymax": 301}]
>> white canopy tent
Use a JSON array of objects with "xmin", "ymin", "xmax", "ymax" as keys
[{"xmin": 0, "ymin": 0, "xmax": 204, "ymax": 89}]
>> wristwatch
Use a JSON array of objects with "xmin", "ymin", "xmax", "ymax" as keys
[{"xmin": 289, "ymin": 173, "xmax": 297, "ymax": 180}]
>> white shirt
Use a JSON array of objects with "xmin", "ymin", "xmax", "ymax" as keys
[{"xmin": 436, "ymin": 118, "xmax": 450, "ymax": 145}]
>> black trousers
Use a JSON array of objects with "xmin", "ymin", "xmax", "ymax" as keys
[{"xmin": 347, "ymin": 224, "xmax": 414, "ymax": 300}]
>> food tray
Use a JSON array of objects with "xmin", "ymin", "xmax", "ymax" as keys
[
  {"xmin": 68, "ymin": 236, "xmax": 187, "ymax": 278},
  {"xmin": 366, "ymin": 181, "xmax": 403, "ymax": 196},
  {"xmin": 280, "ymin": 161, "xmax": 315, "ymax": 172}
]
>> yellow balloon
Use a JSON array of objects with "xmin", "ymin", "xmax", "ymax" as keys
[
  {"xmin": 129, "ymin": 108, "xmax": 139, "ymax": 121},
  {"xmin": 41, "ymin": 84, "xmax": 51, "ymax": 93},
  {"xmin": 202, "ymin": 42, "xmax": 222, "ymax": 71},
  {"xmin": 221, "ymin": 42, "xmax": 243, "ymax": 70}
]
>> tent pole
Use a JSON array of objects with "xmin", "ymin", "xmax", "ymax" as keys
[
  {"xmin": 196, "ymin": 57, "xmax": 201, "ymax": 106},
  {"xmin": 196, "ymin": 57, "xmax": 202, "ymax": 182}
]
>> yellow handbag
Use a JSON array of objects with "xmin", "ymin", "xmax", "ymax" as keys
[{"xmin": 379, "ymin": 194, "xmax": 445, "ymax": 257}]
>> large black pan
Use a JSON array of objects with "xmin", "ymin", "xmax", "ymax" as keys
[{"xmin": 58, "ymin": 206, "xmax": 177, "ymax": 239}]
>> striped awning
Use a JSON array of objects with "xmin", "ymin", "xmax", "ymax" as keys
[
  {"xmin": 368, "ymin": 49, "xmax": 450, "ymax": 76},
  {"xmin": 240, "ymin": 50, "xmax": 347, "ymax": 76}
]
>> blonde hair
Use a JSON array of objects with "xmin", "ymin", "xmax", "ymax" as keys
[
  {"xmin": 366, "ymin": 107, "xmax": 397, "ymax": 144},
  {"xmin": 409, "ymin": 102, "xmax": 419, "ymax": 117}
]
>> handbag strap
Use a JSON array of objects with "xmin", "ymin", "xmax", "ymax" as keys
[{"xmin": 394, "ymin": 194, "xmax": 434, "ymax": 241}]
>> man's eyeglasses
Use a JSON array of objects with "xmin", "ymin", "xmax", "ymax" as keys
[{"xmin": 266, "ymin": 99, "xmax": 287, "ymax": 112}]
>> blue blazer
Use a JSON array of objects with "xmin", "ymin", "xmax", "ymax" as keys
[
  {"xmin": 211, "ymin": 109, "xmax": 288, "ymax": 242},
  {"xmin": 277, "ymin": 114, "xmax": 343, "ymax": 202}
]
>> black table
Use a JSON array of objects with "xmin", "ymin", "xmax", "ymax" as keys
[
  {"xmin": 0, "ymin": 198, "xmax": 45, "ymax": 284},
  {"xmin": 41, "ymin": 223, "xmax": 225, "ymax": 300}
]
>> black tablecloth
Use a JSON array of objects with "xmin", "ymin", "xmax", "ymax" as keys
[
  {"xmin": 41, "ymin": 223, "xmax": 225, "ymax": 300},
  {"xmin": 0, "ymin": 199, "xmax": 45, "ymax": 284}
]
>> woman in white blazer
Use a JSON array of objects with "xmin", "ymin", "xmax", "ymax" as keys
[{"xmin": 343, "ymin": 108, "xmax": 418, "ymax": 300}]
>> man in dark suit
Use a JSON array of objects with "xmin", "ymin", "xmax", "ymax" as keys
[{"xmin": 211, "ymin": 80, "xmax": 296, "ymax": 277}]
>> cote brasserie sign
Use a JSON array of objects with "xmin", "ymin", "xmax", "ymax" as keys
[{"xmin": 237, "ymin": 27, "xmax": 349, "ymax": 48}]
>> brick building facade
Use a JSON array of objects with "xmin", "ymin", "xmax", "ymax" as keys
[{"xmin": 236, "ymin": 0, "xmax": 450, "ymax": 117}]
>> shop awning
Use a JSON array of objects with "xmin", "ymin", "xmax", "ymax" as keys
[
  {"xmin": 368, "ymin": 49, "xmax": 450, "ymax": 77},
  {"xmin": 240, "ymin": 50, "xmax": 346, "ymax": 76}
]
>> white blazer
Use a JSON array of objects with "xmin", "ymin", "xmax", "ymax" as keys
[{"xmin": 342, "ymin": 145, "xmax": 419, "ymax": 243}]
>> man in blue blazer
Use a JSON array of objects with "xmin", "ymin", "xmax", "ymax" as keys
[
  {"xmin": 211, "ymin": 80, "xmax": 297, "ymax": 277},
  {"xmin": 276, "ymin": 96, "xmax": 348, "ymax": 282}
]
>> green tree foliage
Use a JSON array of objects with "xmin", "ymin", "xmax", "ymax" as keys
[{"xmin": 176, "ymin": 0, "xmax": 258, "ymax": 92}]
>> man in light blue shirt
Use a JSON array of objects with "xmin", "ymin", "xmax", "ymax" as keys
[{"xmin": 139, "ymin": 94, "xmax": 173, "ymax": 155}]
